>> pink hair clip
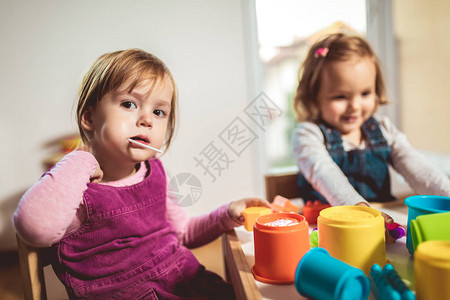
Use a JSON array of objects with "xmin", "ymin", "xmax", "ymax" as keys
[{"xmin": 314, "ymin": 47, "xmax": 329, "ymax": 58}]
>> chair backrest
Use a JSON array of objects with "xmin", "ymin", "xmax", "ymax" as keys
[
  {"xmin": 16, "ymin": 234, "xmax": 52, "ymax": 300},
  {"xmin": 264, "ymin": 172, "xmax": 301, "ymax": 202}
]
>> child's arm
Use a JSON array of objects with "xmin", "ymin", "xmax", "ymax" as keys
[
  {"xmin": 380, "ymin": 116, "xmax": 450, "ymax": 196},
  {"xmin": 166, "ymin": 194, "xmax": 269, "ymax": 248},
  {"xmin": 292, "ymin": 122, "xmax": 369, "ymax": 206},
  {"xmin": 13, "ymin": 151, "xmax": 99, "ymax": 247},
  {"xmin": 166, "ymin": 198, "xmax": 237, "ymax": 248}
]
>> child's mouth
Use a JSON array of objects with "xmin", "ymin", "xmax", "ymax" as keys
[
  {"xmin": 130, "ymin": 135, "xmax": 149, "ymax": 145},
  {"xmin": 128, "ymin": 137, "xmax": 162, "ymax": 153},
  {"xmin": 342, "ymin": 116, "xmax": 358, "ymax": 123}
]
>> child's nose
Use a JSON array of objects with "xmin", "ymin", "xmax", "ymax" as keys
[
  {"xmin": 349, "ymin": 97, "xmax": 361, "ymax": 110},
  {"xmin": 138, "ymin": 112, "xmax": 153, "ymax": 127}
]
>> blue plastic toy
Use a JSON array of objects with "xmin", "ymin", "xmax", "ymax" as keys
[
  {"xmin": 370, "ymin": 264, "xmax": 415, "ymax": 300},
  {"xmin": 295, "ymin": 248, "xmax": 370, "ymax": 300}
]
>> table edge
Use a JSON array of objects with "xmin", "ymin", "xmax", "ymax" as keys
[{"xmin": 222, "ymin": 230, "xmax": 262, "ymax": 300}]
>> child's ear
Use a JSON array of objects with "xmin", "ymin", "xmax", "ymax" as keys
[{"xmin": 80, "ymin": 108, "xmax": 94, "ymax": 131}]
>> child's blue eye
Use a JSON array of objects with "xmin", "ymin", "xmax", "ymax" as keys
[
  {"xmin": 153, "ymin": 109, "xmax": 166, "ymax": 117},
  {"xmin": 362, "ymin": 91, "xmax": 372, "ymax": 97},
  {"xmin": 122, "ymin": 101, "xmax": 137, "ymax": 109}
]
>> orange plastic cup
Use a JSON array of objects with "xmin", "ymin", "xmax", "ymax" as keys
[{"xmin": 252, "ymin": 213, "xmax": 309, "ymax": 284}]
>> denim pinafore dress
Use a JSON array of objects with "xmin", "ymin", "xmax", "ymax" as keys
[
  {"xmin": 298, "ymin": 117, "xmax": 395, "ymax": 204},
  {"xmin": 51, "ymin": 159, "xmax": 234, "ymax": 299}
]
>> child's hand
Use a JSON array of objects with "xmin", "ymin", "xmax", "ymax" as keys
[
  {"xmin": 91, "ymin": 164, "xmax": 103, "ymax": 183},
  {"xmin": 355, "ymin": 202, "xmax": 396, "ymax": 244},
  {"xmin": 228, "ymin": 198, "xmax": 271, "ymax": 224}
]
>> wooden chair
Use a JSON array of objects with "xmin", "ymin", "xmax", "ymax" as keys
[
  {"xmin": 264, "ymin": 171, "xmax": 301, "ymax": 202},
  {"xmin": 16, "ymin": 234, "xmax": 224, "ymax": 300},
  {"xmin": 16, "ymin": 234, "xmax": 53, "ymax": 300}
]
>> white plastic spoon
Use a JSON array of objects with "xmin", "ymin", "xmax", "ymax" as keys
[{"xmin": 128, "ymin": 138, "xmax": 163, "ymax": 153}]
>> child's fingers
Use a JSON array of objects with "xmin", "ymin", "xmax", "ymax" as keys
[
  {"xmin": 381, "ymin": 211, "xmax": 393, "ymax": 224},
  {"xmin": 355, "ymin": 202, "xmax": 396, "ymax": 243},
  {"xmin": 229, "ymin": 211, "xmax": 244, "ymax": 224},
  {"xmin": 381, "ymin": 212, "xmax": 397, "ymax": 243},
  {"xmin": 228, "ymin": 198, "xmax": 270, "ymax": 224},
  {"xmin": 237, "ymin": 215, "xmax": 245, "ymax": 223},
  {"xmin": 240, "ymin": 198, "xmax": 271, "ymax": 209},
  {"xmin": 248, "ymin": 198, "xmax": 271, "ymax": 207},
  {"xmin": 385, "ymin": 228, "xmax": 396, "ymax": 244}
]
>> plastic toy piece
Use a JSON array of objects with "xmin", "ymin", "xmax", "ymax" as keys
[
  {"xmin": 382, "ymin": 264, "xmax": 415, "ymax": 300},
  {"xmin": 271, "ymin": 195, "xmax": 300, "ymax": 213},
  {"xmin": 410, "ymin": 211, "xmax": 450, "ymax": 251},
  {"xmin": 415, "ymin": 241, "xmax": 450, "ymax": 299},
  {"xmin": 302, "ymin": 200, "xmax": 331, "ymax": 225},
  {"xmin": 370, "ymin": 264, "xmax": 400, "ymax": 300},
  {"xmin": 404, "ymin": 195, "xmax": 450, "ymax": 255},
  {"xmin": 253, "ymin": 213, "xmax": 309, "ymax": 284},
  {"xmin": 319, "ymin": 206, "xmax": 386, "ymax": 274},
  {"xmin": 242, "ymin": 207, "xmax": 271, "ymax": 231},
  {"xmin": 309, "ymin": 228, "xmax": 318, "ymax": 248},
  {"xmin": 370, "ymin": 264, "xmax": 415, "ymax": 300},
  {"xmin": 295, "ymin": 247, "xmax": 370, "ymax": 300},
  {"xmin": 386, "ymin": 222, "xmax": 406, "ymax": 240}
]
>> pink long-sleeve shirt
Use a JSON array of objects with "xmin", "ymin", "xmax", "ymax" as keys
[{"xmin": 13, "ymin": 151, "xmax": 239, "ymax": 248}]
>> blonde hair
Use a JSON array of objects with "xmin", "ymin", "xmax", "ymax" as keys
[
  {"xmin": 76, "ymin": 49, "xmax": 178, "ymax": 151},
  {"xmin": 293, "ymin": 33, "xmax": 388, "ymax": 122}
]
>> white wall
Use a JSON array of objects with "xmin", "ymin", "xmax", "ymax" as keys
[
  {"xmin": 393, "ymin": 0, "xmax": 450, "ymax": 154},
  {"xmin": 0, "ymin": 0, "xmax": 264, "ymax": 249}
]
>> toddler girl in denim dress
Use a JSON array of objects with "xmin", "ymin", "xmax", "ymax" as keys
[
  {"xmin": 13, "ymin": 49, "xmax": 269, "ymax": 299},
  {"xmin": 292, "ymin": 34, "xmax": 450, "ymax": 231}
]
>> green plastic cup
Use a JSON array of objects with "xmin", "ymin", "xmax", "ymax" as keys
[{"xmin": 411, "ymin": 211, "xmax": 450, "ymax": 251}]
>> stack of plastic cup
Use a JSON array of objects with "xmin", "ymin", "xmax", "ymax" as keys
[
  {"xmin": 295, "ymin": 247, "xmax": 370, "ymax": 300},
  {"xmin": 415, "ymin": 240, "xmax": 450, "ymax": 300},
  {"xmin": 404, "ymin": 195, "xmax": 450, "ymax": 255},
  {"xmin": 410, "ymin": 211, "xmax": 450, "ymax": 251},
  {"xmin": 317, "ymin": 205, "xmax": 386, "ymax": 274},
  {"xmin": 252, "ymin": 212, "xmax": 309, "ymax": 284}
]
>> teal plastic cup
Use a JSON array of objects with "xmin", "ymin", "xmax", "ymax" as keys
[
  {"xmin": 294, "ymin": 247, "xmax": 370, "ymax": 300},
  {"xmin": 405, "ymin": 195, "xmax": 450, "ymax": 255},
  {"xmin": 411, "ymin": 211, "xmax": 450, "ymax": 251}
]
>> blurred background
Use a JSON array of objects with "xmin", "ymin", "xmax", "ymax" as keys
[{"xmin": 1, "ymin": 0, "xmax": 449, "ymax": 254}]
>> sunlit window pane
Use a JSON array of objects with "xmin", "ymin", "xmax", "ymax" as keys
[{"xmin": 255, "ymin": 0, "xmax": 366, "ymax": 169}]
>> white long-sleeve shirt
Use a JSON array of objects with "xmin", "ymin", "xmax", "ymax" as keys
[{"xmin": 292, "ymin": 115, "xmax": 450, "ymax": 206}]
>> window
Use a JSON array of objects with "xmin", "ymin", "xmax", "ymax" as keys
[{"xmin": 255, "ymin": 0, "xmax": 368, "ymax": 169}]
